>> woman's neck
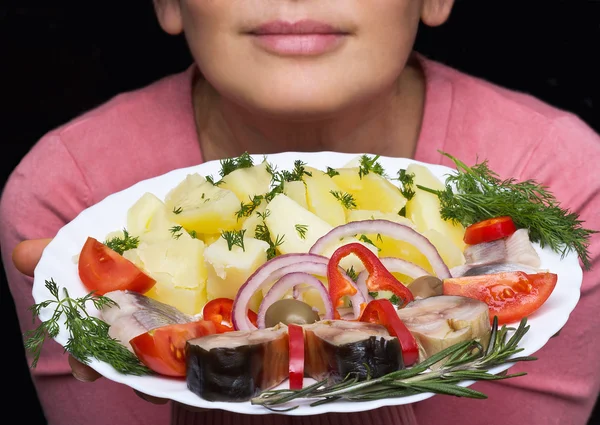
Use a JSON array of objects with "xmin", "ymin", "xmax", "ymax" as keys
[{"xmin": 193, "ymin": 54, "xmax": 426, "ymax": 162}]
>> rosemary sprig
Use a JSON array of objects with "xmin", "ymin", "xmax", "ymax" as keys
[
  {"xmin": 24, "ymin": 278, "xmax": 151, "ymax": 375},
  {"xmin": 419, "ymin": 151, "xmax": 597, "ymax": 269},
  {"xmin": 251, "ymin": 317, "xmax": 535, "ymax": 410},
  {"xmin": 104, "ymin": 229, "xmax": 139, "ymax": 255}
]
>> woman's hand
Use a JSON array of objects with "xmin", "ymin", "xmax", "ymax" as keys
[{"xmin": 12, "ymin": 238, "xmax": 170, "ymax": 406}]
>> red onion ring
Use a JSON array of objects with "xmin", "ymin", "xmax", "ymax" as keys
[
  {"xmin": 309, "ymin": 219, "xmax": 451, "ymax": 279},
  {"xmin": 356, "ymin": 257, "xmax": 431, "ymax": 300},
  {"xmin": 257, "ymin": 272, "xmax": 334, "ymax": 328}
]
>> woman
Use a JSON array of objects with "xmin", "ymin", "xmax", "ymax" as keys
[{"xmin": 3, "ymin": 1, "xmax": 599, "ymax": 425}]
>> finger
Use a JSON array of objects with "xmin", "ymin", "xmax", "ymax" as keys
[
  {"xmin": 12, "ymin": 238, "xmax": 53, "ymax": 277},
  {"xmin": 133, "ymin": 390, "xmax": 170, "ymax": 405},
  {"xmin": 68, "ymin": 355, "xmax": 102, "ymax": 383}
]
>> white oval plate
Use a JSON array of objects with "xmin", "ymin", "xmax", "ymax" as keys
[{"xmin": 32, "ymin": 151, "xmax": 583, "ymax": 416}]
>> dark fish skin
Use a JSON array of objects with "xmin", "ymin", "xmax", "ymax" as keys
[
  {"xmin": 304, "ymin": 323, "xmax": 403, "ymax": 382},
  {"xmin": 186, "ymin": 330, "xmax": 289, "ymax": 402}
]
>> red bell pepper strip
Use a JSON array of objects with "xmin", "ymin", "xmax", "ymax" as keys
[
  {"xmin": 327, "ymin": 242, "xmax": 414, "ymax": 317},
  {"xmin": 360, "ymin": 299, "xmax": 419, "ymax": 366},
  {"xmin": 287, "ymin": 324, "xmax": 305, "ymax": 389},
  {"xmin": 202, "ymin": 298, "xmax": 258, "ymax": 333}
]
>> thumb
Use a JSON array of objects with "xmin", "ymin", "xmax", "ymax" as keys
[{"xmin": 13, "ymin": 238, "xmax": 53, "ymax": 277}]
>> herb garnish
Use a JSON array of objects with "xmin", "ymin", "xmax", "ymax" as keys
[
  {"xmin": 252, "ymin": 317, "xmax": 535, "ymax": 410},
  {"xmin": 396, "ymin": 169, "xmax": 416, "ymax": 200},
  {"xmin": 255, "ymin": 223, "xmax": 284, "ymax": 260},
  {"xmin": 358, "ymin": 154, "xmax": 385, "ymax": 179},
  {"xmin": 169, "ymin": 225, "xmax": 184, "ymax": 240},
  {"xmin": 420, "ymin": 151, "xmax": 598, "ymax": 269},
  {"xmin": 295, "ymin": 224, "xmax": 308, "ymax": 240},
  {"xmin": 236, "ymin": 195, "xmax": 264, "ymax": 219},
  {"xmin": 24, "ymin": 278, "xmax": 151, "ymax": 375},
  {"xmin": 325, "ymin": 167, "xmax": 340, "ymax": 177},
  {"xmin": 345, "ymin": 266, "xmax": 358, "ymax": 282},
  {"xmin": 104, "ymin": 229, "xmax": 139, "ymax": 255},
  {"xmin": 219, "ymin": 152, "xmax": 254, "ymax": 177},
  {"xmin": 221, "ymin": 229, "xmax": 246, "ymax": 251},
  {"xmin": 330, "ymin": 190, "xmax": 357, "ymax": 210},
  {"xmin": 172, "ymin": 206, "xmax": 183, "ymax": 215}
]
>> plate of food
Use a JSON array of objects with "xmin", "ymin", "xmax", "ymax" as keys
[{"xmin": 28, "ymin": 151, "xmax": 590, "ymax": 415}]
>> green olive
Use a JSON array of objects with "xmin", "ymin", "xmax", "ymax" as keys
[
  {"xmin": 264, "ymin": 299, "xmax": 320, "ymax": 328},
  {"xmin": 408, "ymin": 275, "xmax": 443, "ymax": 299}
]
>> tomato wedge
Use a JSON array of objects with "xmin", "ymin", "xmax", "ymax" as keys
[
  {"xmin": 442, "ymin": 271, "xmax": 558, "ymax": 325},
  {"xmin": 130, "ymin": 320, "xmax": 217, "ymax": 377},
  {"xmin": 463, "ymin": 216, "xmax": 517, "ymax": 245},
  {"xmin": 360, "ymin": 299, "xmax": 419, "ymax": 367},
  {"xmin": 288, "ymin": 324, "xmax": 305, "ymax": 389},
  {"xmin": 78, "ymin": 236, "xmax": 156, "ymax": 295},
  {"xmin": 202, "ymin": 298, "xmax": 258, "ymax": 333}
]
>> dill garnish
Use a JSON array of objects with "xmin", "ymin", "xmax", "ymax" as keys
[
  {"xmin": 24, "ymin": 278, "xmax": 151, "ymax": 375},
  {"xmin": 104, "ymin": 229, "xmax": 139, "ymax": 255},
  {"xmin": 255, "ymin": 223, "xmax": 284, "ymax": 260},
  {"xmin": 172, "ymin": 206, "xmax": 183, "ymax": 215},
  {"xmin": 219, "ymin": 152, "xmax": 254, "ymax": 177},
  {"xmin": 265, "ymin": 160, "xmax": 312, "ymax": 202},
  {"xmin": 169, "ymin": 225, "xmax": 184, "ymax": 240},
  {"xmin": 330, "ymin": 190, "xmax": 357, "ymax": 209},
  {"xmin": 295, "ymin": 224, "xmax": 308, "ymax": 240},
  {"xmin": 221, "ymin": 229, "xmax": 246, "ymax": 251},
  {"xmin": 359, "ymin": 234, "xmax": 380, "ymax": 251},
  {"xmin": 419, "ymin": 151, "xmax": 597, "ymax": 269},
  {"xmin": 396, "ymin": 169, "xmax": 416, "ymax": 200},
  {"xmin": 358, "ymin": 154, "xmax": 385, "ymax": 178},
  {"xmin": 345, "ymin": 266, "xmax": 358, "ymax": 282},
  {"xmin": 325, "ymin": 167, "xmax": 340, "ymax": 177},
  {"xmin": 236, "ymin": 195, "xmax": 264, "ymax": 220},
  {"xmin": 251, "ymin": 317, "xmax": 535, "ymax": 410}
]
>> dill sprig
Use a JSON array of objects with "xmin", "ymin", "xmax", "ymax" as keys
[
  {"xmin": 236, "ymin": 195, "xmax": 264, "ymax": 220},
  {"xmin": 169, "ymin": 225, "xmax": 184, "ymax": 240},
  {"xmin": 221, "ymin": 229, "xmax": 246, "ymax": 251},
  {"xmin": 255, "ymin": 223, "xmax": 284, "ymax": 260},
  {"xmin": 325, "ymin": 167, "xmax": 340, "ymax": 177},
  {"xmin": 265, "ymin": 160, "xmax": 312, "ymax": 202},
  {"xmin": 330, "ymin": 190, "xmax": 357, "ymax": 210},
  {"xmin": 104, "ymin": 229, "xmax": 139, "ymax": 255},
  {"xmin": 219, "ymin": 152, "xmax": 254, "ymax": 177},
  {"xmin": 396, "ymin": 169, "xmax": 416, "ymax": 200},
  {"xmin": 420, "ymin": 151, "xmax": 597, "ymax": 269},
  {"xmin": 24, "ymin": 278, "xmax": 151, "ymax": 375},
  {"xmin": 251, "ymin": 317, "xmax": 535, "ymax": 410},
  {"xmin": 295, "ymin": 224, "xmax": 308, "ymax": 240},
  {"xmin": 358, "ymin": 154, "xmax": 386, "ymax": 179}
]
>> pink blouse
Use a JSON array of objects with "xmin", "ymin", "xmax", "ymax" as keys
[{"xmin": 1, "ymin": 55, "xmax": 599, "ymax": 425}]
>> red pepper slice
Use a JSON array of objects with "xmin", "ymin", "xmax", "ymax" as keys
[
  {"xmin": 360, "ymin": 299, "xmax": 419, "ymax": 366},
  {"xmin": 327, "ymin": 243, "xmax": 414, "ymax": 317},
  {"xmin": 288, "ymin": 324, "xmax": 305, "ymax": 389},
  {"xmin": 463, "ymin": 216, "xmax": 517, "ymax": 245},
  {"xmin": 202, "ymin": 298, "xmax": 258, "ymax": 333}
]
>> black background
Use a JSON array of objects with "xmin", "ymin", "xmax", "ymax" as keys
[{"xmin": 2, "ymin": 1, "xmax": 599, "ymax": 424}]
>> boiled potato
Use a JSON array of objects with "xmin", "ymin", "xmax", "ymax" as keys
[
  {"xmin": 144, "ymin": 273, "xmax": 207, "ymax": 316},
  {"xmin": 332, "ymin": 168, "xmax": 407, "ymax": 214},
  {"xmin": 404, "ymin": 164, "xmax": 466, "ymax": 251},
  {"xmin": 127, "ymin": 192, "xmax": 180, "ymax": 243},
  {"xmin": 264, "ymin": 194, "xmax": 333, "ymax": 254},
  {"xmin": 283, "ymin": 180, "xmax": 309, "ymax": 209},
  {"xmin": 303, "ymin": 166, "xmax": 346, "ymax": 227},
  {"xmin": 219, "ymin": 161, "xmax": 272, "ymax": 202},
  {"xmin": 204, "ymin": 235, "xmax": 270, "ymax": 312},
  {"xmin": 164, "ymin": 173, "xmax": 240, "ymax": 234}
]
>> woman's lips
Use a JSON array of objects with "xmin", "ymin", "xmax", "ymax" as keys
[{"xmin": 248, "ymin": 20, "xmax": 349, "ymax": 56}]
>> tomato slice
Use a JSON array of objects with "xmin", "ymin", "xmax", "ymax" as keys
[
  {"xmin": 288, "ymin": 324, "xmax": 305, "ymax": 390},
  {"xmin": 78, "ymin": 237, "xmax": 155, "ymax": 295},
  {"xmin": 130, "ymin": 320, "xmax": 217, "ymax": 377},
  {"xmin": 463, "ymin": 216, "xmax": 517, "ymax": 245},
  {"xmin": 442, "ymin": 271, "xmax": 558, "ymax": 325},
  {"xmin": 202, "ymin": 298, "xmax": 258, "ymax": 333},
  {"xmin": 360, "ymin": 299, "xmax": 419, "ymax": 367}
]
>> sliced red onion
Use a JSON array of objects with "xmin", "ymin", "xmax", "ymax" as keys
[
  {"xmin": 232, "ymin": 254, "xmax": 330, "ymax": 331},
  {"xmin": 356, "ymin": 257, "xmax": 431, "ymax": 300},
  {"xmin": 309, "ymin": 219, "xmax": 451, "ymax": 279},
  {"xmin": 257, "ymin": 272, "xmax": 334, "ymax": 328}
]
